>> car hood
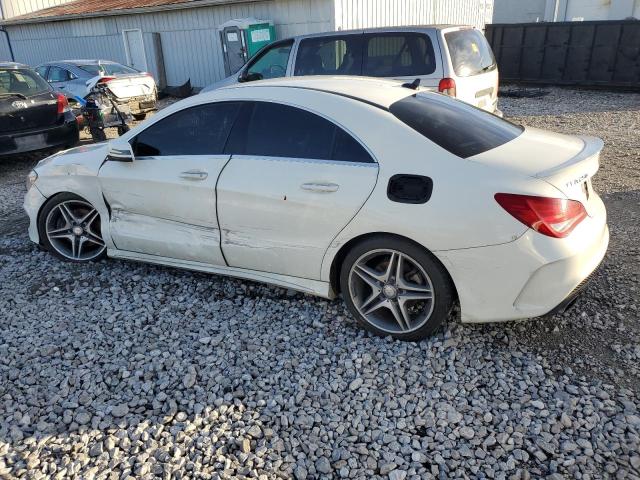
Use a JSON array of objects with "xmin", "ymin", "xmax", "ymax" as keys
[
  {"xmin": 36, "ymin": 142, "xmax": 108, "ymax": 176},
  {"xmin": 200, "ymin": 74, "xmax": 239, "ymax": 93}
]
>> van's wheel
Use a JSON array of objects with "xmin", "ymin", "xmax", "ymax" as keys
[
  {"xmin": 340, "ymin": 235, "xmax": 454, "ymax": 341},
  {"xmin": 38, "ymin": 193, "xmax": 106, "ymax": 262}
]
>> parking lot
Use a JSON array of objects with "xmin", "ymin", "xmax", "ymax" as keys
[{"xmin": 1, "ymin": 87, "xmax": 639, "ymax": 479}]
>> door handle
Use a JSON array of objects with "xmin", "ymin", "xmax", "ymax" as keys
[
  {"xmin": 300, "ymin": 182, "xmax": 339, "ymax": 193},
  {"xmin": 180, "ymin": 170, "xmax": 208, "ymax": 180}
]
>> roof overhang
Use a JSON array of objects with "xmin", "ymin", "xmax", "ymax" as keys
[{"xmin": 0, "ymin": 0, "xmax": 271, "ymax": 27}]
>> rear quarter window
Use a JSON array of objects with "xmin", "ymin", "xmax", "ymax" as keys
[
  {"xmin": 390, "ymin": 93, "xmax": 522, "ymax": 158},
  {"xmin": 445, "ymin": 29, "xmax": 496, "ymax": 77}
]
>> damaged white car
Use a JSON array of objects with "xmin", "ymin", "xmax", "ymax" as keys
[{"xmin": 24, "ymin": 77, "xmax": 609, "ymax": 341}]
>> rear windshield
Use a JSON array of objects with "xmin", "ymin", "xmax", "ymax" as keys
[
  {"xmin": 77, "ymin": 63, "xmax": 139, "ymax": 76},
  {"xmin": 390, "ymin": 93, "xmax": 523, "ymax": 158},
  {"xmin": 0, "ymin": 68, "xmax": 51, "ymax": 97},
  {"xmin": 445, "ymin": 29, "xmax": 496, "ymax": 77}
]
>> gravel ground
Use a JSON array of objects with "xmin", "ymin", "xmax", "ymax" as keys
[{"xmin": 0, "ymin": 88, "xmax": 639, "ymax": 479}]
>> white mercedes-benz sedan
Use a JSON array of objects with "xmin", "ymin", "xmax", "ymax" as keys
[{"xmin": 24, "ymin": 77, "xmax": 609, "ymax": 341}]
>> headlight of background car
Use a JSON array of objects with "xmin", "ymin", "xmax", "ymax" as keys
[{"xmin": 26, "ymin": 170, "xmax": 38, "ymax": 191}]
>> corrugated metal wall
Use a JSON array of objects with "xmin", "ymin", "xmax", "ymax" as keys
[
  {"xmin": 334, "ymin": 0, "xmax": 492, "ymax": 31},
  {"xmin": 2, "ymin": 0, "xmax": 492, "ymax": 87},
  {"xmin": 1, "ymin": 0, "xmax": 73, "ymax": 20},
  {"xmin": 3, "ymin": 0, "xmax": 334, "ymax": 86}
]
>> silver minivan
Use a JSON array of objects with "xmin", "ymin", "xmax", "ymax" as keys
[{"xmin": 202, "ymin": 25, "xmax": 501, "ymax": 115}]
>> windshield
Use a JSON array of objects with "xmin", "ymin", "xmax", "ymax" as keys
[
  {"xmin": 0, "ymin": 68, "xmax": 51, "ymax": 97},
  {"xmin": 77, "ymin": 63, "xmax": 139, "ymax": 76},
  {"xmin": 445, "ymin": 29, "xmax": 496, "ymax": 77},
  {"xmin": 390, "ymin": 92, "xmax": 523, "ymax": 158}
]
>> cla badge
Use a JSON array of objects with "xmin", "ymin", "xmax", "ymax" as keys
[{"xmin": 12, "ymin": 100, "xmax": 28, "ymax": 109}]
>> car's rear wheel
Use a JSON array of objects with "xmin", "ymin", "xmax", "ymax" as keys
[
  {"xmin": 340, "ymin": 236, "xmax": 454, "ymax": 341},
  {"xmin": 38, "ymin": 193, "xmax": 106, "ymax": 262}
]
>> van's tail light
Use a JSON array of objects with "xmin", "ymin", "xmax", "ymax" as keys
[
  {"xmin": 495, "ymin": 193, "xmax": 587, "ymax": 238},
  {"xmin": 56, "ymin": 93, "xmax": 70, "ymax": 114},
  {"xmin": 438, "ymin": 77, "xmax": 456, "ymax": 97},
  {"xmin": 97, "ymin": 76, "xmax": 116, "ymax": 84}
]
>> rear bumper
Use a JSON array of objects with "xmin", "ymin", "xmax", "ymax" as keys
[
  {"xmin": 0, "ymin": 115, "xmax": 79, "ymax": 156},
  {"xmin": 545, "ymin": 262, "xmax": 601, "ymax": 316},
  {"xmin": 117, "ymin": 94, "xmax": 157, "ymax": 115},
  {"xmin": 437, "ymin": 195, "xmax": 609, "ymax": 323}
]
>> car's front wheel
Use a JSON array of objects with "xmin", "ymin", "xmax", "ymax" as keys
[
  {"xmin": 38, "ymin": 193, "xmax": 107, "ymax": 262},
  {"xmin": 340, "ymin": 236, "xmax": 455, "ymax": 341}
]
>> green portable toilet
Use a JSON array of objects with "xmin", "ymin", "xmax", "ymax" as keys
[{"xmin": 219, "ymin": 18, "xmax": 276, "ymax": 76}]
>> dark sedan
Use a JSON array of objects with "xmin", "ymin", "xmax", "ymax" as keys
[{"xmin": 1, "ymin": 62, "xmax": 79, "ymax": 156}]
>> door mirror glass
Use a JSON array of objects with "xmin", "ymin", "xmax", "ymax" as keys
[{"xmin": 107, "ymin": 139, "xmax": 134, "ymax": 162}]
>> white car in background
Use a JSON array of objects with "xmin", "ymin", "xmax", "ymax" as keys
[
  {"xmin": 24, "ymin": 77, "xmax": 608, "ymax": 341},
  {"xmin": 34, "ymin": 60, "xmax": 157, "ymax": 120},
  {"xmin": 202, "ymin": 25, "xmax": 502, "ymax": 115}
]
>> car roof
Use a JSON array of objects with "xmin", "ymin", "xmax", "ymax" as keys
[
  {"xmin": 39, "ymin": 59, "xmax": 120, "ymax": 66},
  {"xmin": 214, "ymin": 76, "xmax": 422, "ymax": 109},
  {"xmin": 0, "ymin": 61, "xmax": 30, "ymax": 69},
  {"xmin": 283, "ymin": 24, "xmax": 474, "ymax": 41}
]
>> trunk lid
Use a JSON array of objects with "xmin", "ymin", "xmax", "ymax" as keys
[
  {"xmin": 454, "ymin": 68, "xmax": 498, "ymax": 112},
  {"xmin": 103, "ymin": 74, "xmax": 156, "ymax": 99},
  {"xmin": 471, "ymin": 127, "xmax": 603, "ymax": 214},
  {"xmin": 0, "ymin": 91, "xmax": 59, "ymax": 133}
]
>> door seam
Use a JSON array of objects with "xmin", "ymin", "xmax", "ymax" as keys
[{"xmin": 216, "ymin": 155, "xmax": 233, "ymax": 267}]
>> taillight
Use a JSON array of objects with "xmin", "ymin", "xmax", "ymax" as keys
[
  {"xmin": 56, "ymin": 93, "xmax": 69, "ymax": 115},
  {"xmin": 97, "ymin": 76, "xmax": 116, "ymax": 84},
  {"xmin": 495, "ymin": 193, "xmax": 587, "ymax": 238},
  {"xmin": 438, "ymin": 77, "xmax": 456, "ymax": 97}
]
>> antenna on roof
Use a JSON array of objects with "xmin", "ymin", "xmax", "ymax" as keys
[{"xmin": 402, "ymin": 78, "xmax": 421, "ymax": 90}]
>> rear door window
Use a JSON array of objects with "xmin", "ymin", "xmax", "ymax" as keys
[
  {"xmin": 294, "ymin": 35, "xmax": 362, "ymax": 76},
  {"xmin": 445, "ymin": 29, "xmax": 496, "ymax": 77},
  {"xmin": 225, "ymin": 101, "xmax": 373, "ymax": 163},
  {"xmin": 244, "ymin": 40, "xmax": 294, "ymax": 81},
  {"xmin": 132, "ymin": 102, "xmax": 241, "ymax": 157},
  {"xmin": 363, "ymin": 33, "xmax": 436, "ymax": 77},
  {"xmin": 47, "ymin": 67, "xmax": 75, "ymax": 82},
  {"xmin": 390, "ymin": 93, "xmax": 522, "ymax": 158}
]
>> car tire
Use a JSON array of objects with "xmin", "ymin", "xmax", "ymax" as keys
[
  {"xmin": 38, "ymin": 193, "xmax": 107, "ymax": 263},
  {"xmin": 133, "ymin": 113, "xmax": 147, "ymax": 121},
  {"xmin": 340, "ymin": 235, "xmax": 455, "ymax": 341}
]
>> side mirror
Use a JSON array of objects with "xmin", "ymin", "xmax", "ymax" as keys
[{"xmin": 106, "ymin": 139, "xmax": 134, "ymax": 162}]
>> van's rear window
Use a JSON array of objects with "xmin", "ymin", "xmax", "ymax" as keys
[
  {"xmin": 445, "ymin": 29, "xmax": 496, "ymax": 77},
  {"xmin": 389, "ymin": 93, "xmax": 523, "ymax": 158}
]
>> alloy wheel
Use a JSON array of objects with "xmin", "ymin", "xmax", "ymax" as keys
[
  {"xmin": 45, "ymin": 200, "xmax": 105, "ymax": 261},
  {"xmin": 348, "ymin": 249, "xmax": 435, "ymax": 334}
]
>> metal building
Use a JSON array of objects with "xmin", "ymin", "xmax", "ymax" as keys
[{"xmin": 1, "ymin": 0, "xmax": 494, "ymax": 88}]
